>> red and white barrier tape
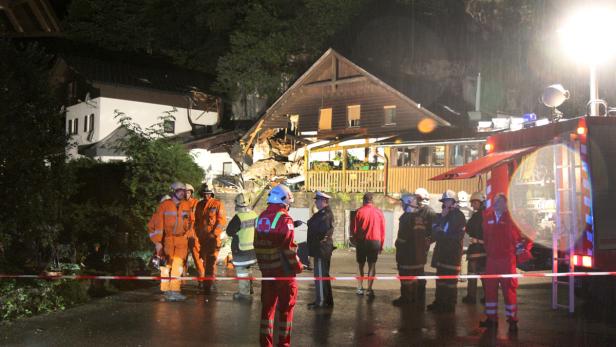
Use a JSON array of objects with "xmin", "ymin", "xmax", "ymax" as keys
[{"xmin": 1, "ymin": 272, "xmax": 616, "ymax": 281}]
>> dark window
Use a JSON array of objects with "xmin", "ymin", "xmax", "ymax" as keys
[
  {"xmin": 347, "ymin": 105, "xmax": 361, "ymax": 127},
  {"xmin": 395, "ymin": 147, "xmax": 418, "ymax": 167},
  {"xmin": 384, "ymin": 106, "xmax": 396, "ymax": 124},
  {"xmin": 163, "ymin": 120, "xmax": 175, "ymax": 134},
  {"xmin": 67, "ymin": 119, "xmax": 72, "ymax": 135},
  {"xmin": 74, "ymin": 118, "xmax": 79, "ymax": 134},
  {"xmin": 222, "ymin": 162, "xmax": 233, "ymax": 176},
  {"xmin": 418, "ymin": 147, "xmax": 430, "ymax": 166},
  {"xmin": 89, "ymin": 114, "xmax": 94, "ymax": 131},
  {"xmin": 83, "ymin": 116, "xmax": 88, "ymax": 132}
]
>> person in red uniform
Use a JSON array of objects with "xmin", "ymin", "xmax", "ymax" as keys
[
  {"xmin": 351, "ymin": 192, "xmax": 385, "ymax": 298},
  {"xmin": 255, "ymin": 184, "xmax": 302, "ymax": 347},
  {"xmin": 480, "ymin": 193, "xmax": 531, "ymax": 332}
]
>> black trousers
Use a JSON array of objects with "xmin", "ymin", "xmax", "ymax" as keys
[
  {"xmin": 398, "ymin": 265, "xmax": 425, "ymax": 302},
  {"xmin": 314, "ymin": 256, "xmax": 333, "ymax": 305},
  {"xmin": 435, "ymin": 266, "xmax": 459, "ymax": 307}
]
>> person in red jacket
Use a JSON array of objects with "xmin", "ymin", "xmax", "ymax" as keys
[
  {"xmin": 480, "ymin": 193, "xmax": 530, "ymax": 332},
  {"xmin": 351, "ymin": 193, "xmax": 385, "ymax": 298},
  {"xmin": 255, "ymin": 184, "xmax": 302, "ymax": 347}
]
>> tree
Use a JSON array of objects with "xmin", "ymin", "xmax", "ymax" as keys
[
  {"xmin": 0, "ymin": 40, "xmax": 68, "ymax": 271},
  {"xmin": 215, "ymin": 0, "xmax": 369, "ymax": 102},
  {"xmin": 113, "ymin": 110, "xmax": 204, "ymax": 252}
]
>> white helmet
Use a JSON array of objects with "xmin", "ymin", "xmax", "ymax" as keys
[
  {"xmin": 267, "ymin": 184, "xmax": 294, "ymax": 205},
  {"xmin": 458, "ymin": 191, "xmax": 469, "ymax": 203},
  {"xmin": 185, "ymin": 183, "xmax": 194, "ymax": 192},
  {"xmin": 415, "ymin": 188, "xmax": 430, "ymax": 205},
  {"xmin": 470, "ymin": 192, "xmax": 486, "ymax": 202},
  {"xmin": 235, "ymin": 192, "xmax": 250, "ymax": 207},
  {"xmin": 439, "ymin": 190, "xmax": 458, "ymax": 202},
  {"xmin": 170, "ymin": 181, "xmax": 186, "ymax": 191}
]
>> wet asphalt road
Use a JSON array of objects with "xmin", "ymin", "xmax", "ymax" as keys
[{"xmin": 1, "ymin": 252, "xmax": 616, "ymax": 346}]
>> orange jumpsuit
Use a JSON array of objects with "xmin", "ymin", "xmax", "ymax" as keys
[
  {"xmin": 185, "ymin": 197, "xmax": 205, "ymax": 276},
  {"xmin": 195, "ymin": 197, "xmax": 227, "ymax": 288},
  {"xmin": 147, "ymin": 198, "xmax": 193, "ymax": 292}
]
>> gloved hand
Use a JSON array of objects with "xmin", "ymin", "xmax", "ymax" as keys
[
  {"xmin": 293, "ymin": 220, "xmax": 304, "ymax": 228},
  {"xmin": 515, "ymin": 242, "xmax": 525, "ymax": 255}
]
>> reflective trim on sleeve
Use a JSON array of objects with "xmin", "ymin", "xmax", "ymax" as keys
[{"xmin": 149, "ymin": 230, "xmax": 163, "ymax": 238}]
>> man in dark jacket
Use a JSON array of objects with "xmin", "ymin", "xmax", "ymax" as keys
[
  {"xmin": 463, "ymin": 192, "xmax": 486, "ymax": 304},
  {"xmin": 307, "ymin": 191, "xmax": 335, "ymax": 309},
  {"xmin": 392, "ymin": 194, "xmax": 429, "ymax": 307},
  {"xmin": 428, "ymin": 190, "xmax": 466, "ymax": 313}
]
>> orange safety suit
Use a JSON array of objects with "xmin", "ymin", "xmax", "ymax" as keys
[
  {"xmin": 147, "ymin": 198, "xmax": 194, "ymax": 292},
  {"xmin": 195, "ymin": 197, "xmax": 227, "ymax": 288},
  {"xmin": 185, "ymin": 197, "xmax": 205, "ymax": 276}
]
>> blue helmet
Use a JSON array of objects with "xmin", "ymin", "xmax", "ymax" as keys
[{"xmin": 267, "ymin": 184, "xmax": 294, "ymax": 205}]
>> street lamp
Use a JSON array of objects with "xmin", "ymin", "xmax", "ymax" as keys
[{"xmin": 559, "ymin": 6, "xmax": 616, "ymax": 116}]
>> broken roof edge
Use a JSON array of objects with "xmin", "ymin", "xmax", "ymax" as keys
[{"xmin": 241, "ymin": 48, "xmax": 451, "ymax": 147}]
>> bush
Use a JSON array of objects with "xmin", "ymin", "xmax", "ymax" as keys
[{"xmin": 0, "ymin": 279, "xmax": 89, "ymax": 321}]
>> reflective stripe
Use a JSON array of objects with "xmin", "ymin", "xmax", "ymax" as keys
[
  {"xmin": 181, "ymin": 211, "xmax": 189, "ymax": 217},
  {"xmin": 149, "ymin": 230, "xmax": 163, "ymax": 238},
  {"xmin": 233, "ymin": 259, "xmax": 257, "ymax": 266},
  {"xmin": 470, "ymin": 238, "xmax": 484, "ymax": 244},
  {"xmin": 260, "ymin": 328, "xmax": 273, "ymax": 335},
  {"xmin": 271, "ymin": 212, "xmax": 284, "ymax": 229},
  {"xmin": 505, "ymin": 304, "xmax": 517, "ymax": 309},
  {"xmin": 485, "ymin": 309, "xmax": 497, "ymax": 314},
  {"xmin": 278, "ymin": 321, "xmax": 293, "ymax": 328},
  {"xmin": 255, "ymin": 248, "xmax": 279, "ymax": 254},
  {"xmin": 261, "ymin": 319, "xmax": 274, "ymax": 325},
  {"xmin": 467, "ymin": 253, "xmax": 487, "ymax": 259},
  {"xmin": 485, "ymin": 302, "xmax": 497, "ymax": 307},
  {"xmin": 164, "ymin": 211, "xmax": 178, "ymax": 216}
]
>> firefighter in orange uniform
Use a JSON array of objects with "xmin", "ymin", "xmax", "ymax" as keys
[
  {"xmin": 147, "ymin": 182, "xmax": 193, "ymax": 301},
  {"xmin": 480, "ymin": 193, "xmax": 531, "ymax": 332},
  {"xmin": 195, "ymin": 184, "xmax": 227, "ymax": 293},
  {"xmin": 255, "ymin": 184, "xmax": 302, "ymax": 347},
  {"xmin": 184, "ymin": 184, "xmax": 205, "ymax": 279}
]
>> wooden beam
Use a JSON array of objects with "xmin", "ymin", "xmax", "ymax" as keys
[
  {"xmin": 242, "ymin": 118, "xmax": 265, "ymax": 154},
  {"xmin": 302, "ymin": 76, "xmax": 367, "ymax": 89},
  {"xmin": 331, "ymin": 55, "xmax": 338, "ymax": 91},
  {"xmin": 2, "ymin": 6, "xmax": 24, "ymax": 32}
]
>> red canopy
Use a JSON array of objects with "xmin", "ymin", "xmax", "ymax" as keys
[{"xmin": 430, "ymin": 146, "xmax": 537, "ymax": 181}]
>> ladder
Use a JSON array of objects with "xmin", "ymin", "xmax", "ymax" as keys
[{"xmin": 552, "ymin": 139, "xmax": 580, "ymax": 313}]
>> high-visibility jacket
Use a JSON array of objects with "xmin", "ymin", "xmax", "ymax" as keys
[
  {"xmin": 237, "ymin": 210, "xmax": 257, "ymax": 251},
  {"xmin": 147, "ymin": 199, "xmax": 194, "ymax": 243},
  {"xmin": 431, "ymin": 207, "xmax": 466, "ymax": 271},
  {"xmin": 195, "ymin": 197, "xmax": 227, "ymax": 241},
  {"xmin": 255, "ymin": 204, "xmax": 302, "ymax": 277},
  {"xmin": 227, "ymin": 208, "xmax": 258, "ymax": 266}
]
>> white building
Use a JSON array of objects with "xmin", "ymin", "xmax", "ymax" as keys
[{"xmin": 52, "ymin": 53, "xmax": 220, "ymax": 162}]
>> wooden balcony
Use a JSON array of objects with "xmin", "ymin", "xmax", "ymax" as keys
[{"xmin": 306, "ymin": 170, "xmax": 384, "ymax": 193}]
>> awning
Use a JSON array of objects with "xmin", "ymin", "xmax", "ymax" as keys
[{"xmin": 430, "ymin": 146, "xmax": 538, "ymax": 181}]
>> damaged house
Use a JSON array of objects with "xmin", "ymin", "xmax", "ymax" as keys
[{"xmin": 241, "ymin": 48, "xmax": 485, "ymax": 194}]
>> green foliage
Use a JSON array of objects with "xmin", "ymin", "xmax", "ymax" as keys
[
  {"xmin": 0, "ymin": 40, "xmax": 68, "ymax": 271},
  {"xmin": 113, "ymin": 110, "xmax": 204, "ymax": 252},
  {"xmin": 0, "ymin": 280, "xmax": 89, "ymax": 321},
  {"xmin": 216, "ymin": 0, "xmax": 368, "ymax": 99}
]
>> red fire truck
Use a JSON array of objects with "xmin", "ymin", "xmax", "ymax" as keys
[{"xmin": 431, "ymin": 116, "xmax": 616, "ymax": 312}]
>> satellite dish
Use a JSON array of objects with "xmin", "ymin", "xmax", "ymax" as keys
[{"xmin": 541, "ymin": 84, "xmax": 570, "ymax": 108}]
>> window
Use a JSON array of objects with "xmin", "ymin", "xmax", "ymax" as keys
[
  {"xmin": 432, "ymin": 145, "xmax": 445, "ymax": 166},
  {"xmin": 418, "ymin": 147, "xmax": 430, "ymax": 165},
  {"xmin": 83, "ymin": 116, "xmax": 88, "ymax": 132},
  {"xmin": 449, "ymin": 143, "xmax": 482, "ymax": 166},
  {"xmin": 89, "ymin": 114, "xmax": 94, "ymax": 132},
  {"xmin": 384, "ymin": 105, "xmax": 396, "ymax": 125},
  {"xmin": 74, "ymin": 118, "xmax": 79, "ymax": 134},
  {"xmin": 347, "ymin": 105, "xmax": 361, "ymax": 127},
  {"xmin": 318, "ymin": 108, "xmax": 332, "ymax": 130},
  {"xmin": 163, "ymin": 119, "xmax": 175, "ymax": 133},
  {"xmin": 395, "ymin": 147, "xmax": 417, "ymax": 167},
  {"xmin": 67, "ymin": 119, "xmax": 72, "ymax": 135},
  {"xmin": 222, "ymin": 162, "xmax": 233, "ymax": 176}
]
